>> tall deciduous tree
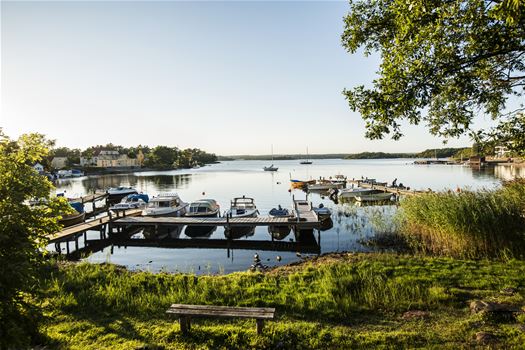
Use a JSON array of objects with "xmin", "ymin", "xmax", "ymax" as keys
[
  {"xmin": 341, "ymin": 0, "xmax": 525, "ymax": 141},
  {"xmin": 0, "ymin": 131, "xmax": 69, "ymax": 347}
]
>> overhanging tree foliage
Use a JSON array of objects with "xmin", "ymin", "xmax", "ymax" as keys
[
  {"xmin": 0, "ymin": 132, "xmax": 69, "ymax": 347},
  {"xmin": 341, "ymin": 0, "xmax": 525, "ymax": 143}
]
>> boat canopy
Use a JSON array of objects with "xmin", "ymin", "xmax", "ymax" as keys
[
  {"xmin": 69, "ymin": 201, "xmax": 84, "ymax": 213},
  {"xmin": 126, "ymin": 193, "xmax": 149, "ymax": 203},
  {"xmin": 231, "ymin": 196, "xmax": 255, "ymax": 209}
]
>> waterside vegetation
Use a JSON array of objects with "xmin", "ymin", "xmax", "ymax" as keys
[{"xmin": 397, "ymin": 180, "xmax": 525, "ymax": 259}]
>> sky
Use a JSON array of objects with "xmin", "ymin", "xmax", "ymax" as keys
[{"xmin": 0, "ymin": 0, "xmax": 500, "ymax": 155}]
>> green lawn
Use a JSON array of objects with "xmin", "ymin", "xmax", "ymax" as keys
[{"xmin": 38, "ymin": 253, "xmax": 525, "ymax": 349}]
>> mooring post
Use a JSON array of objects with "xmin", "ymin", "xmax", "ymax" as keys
[
  {"xmin": 66, "ymin": 241, "xmax": 70, "ymax": 255},
  {"xmin": 75, "ymin": 235, "xmax": 79, "ymax": 251}
]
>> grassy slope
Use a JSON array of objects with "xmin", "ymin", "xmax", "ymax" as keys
[{"xmin": 39, "ymin": 254, "xmax": 525, "ymax": 349}]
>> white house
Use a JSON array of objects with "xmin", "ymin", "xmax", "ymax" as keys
[
  {"xmin": 33, "ymin": 163, "xmax": 44, "ymax": 173},
  {"xmin": 495, "ymin": 145, "xmax": 510, "ymax": 158}
]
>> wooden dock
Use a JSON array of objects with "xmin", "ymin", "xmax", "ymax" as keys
[
  {"xmin": 113, "ymin": 215, "xmax": 320, "ymax": 229},
  {"xmin": 68, "ymin": 192, "xmax": 108, "ymax": 204},
  {"xmin": 347, "ymin": 180, "xmax": 428, "ymax": 196},
  {"xmin": 114, "ymin": 198, "xmax": 320, "ymax": 229},
  {"xmin": 46, "ymin": 208, "xmax": 142, "ymax": 243}
]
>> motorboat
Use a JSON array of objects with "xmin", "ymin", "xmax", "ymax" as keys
[
  {"xmin": 58, "ymin": 201, "xmax": 85, "ymax": 227},
  {"xmin": 186, "ymin": 199, "xmax": 220, "ymax": 217},
  {"xmin": 290, "ymin": 179, "xmax": 316, "ymax": 189},
  {"xmin": 143, "ymin": 193, "xmax": 188, "ymax": 217},
  {"xmin": 355, "ymin": 191, "xmax": 394, "ymax": 202},
  {"xmin": 313, "ymin": 203, "xmax": 332, "ymax": 221},
  {"xmin": 307, "ymin": 180, "xmax": 344, "ymax": 191},
  {"xmin": 337, "ymin": 187, "xmax": 378, "ymax": 199},
  {"xmin": 107, "ymin": 187, "xmax": 138, "ymax": 203},
  {"xmin": 268, "ymin": 205, "xmax": 292, "ymax": 240},
  {"xmin": 224, "ymin": 196, "xmax": 258, "ymax": 218},
  {"xmin": 109, "ymin": 193, "xmax": 149, "ymax": 212},
  {"xmin": 224, "ymin": 196, "xmax": 258, "ymax": 239}
]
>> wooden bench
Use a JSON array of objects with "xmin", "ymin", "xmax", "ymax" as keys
[{"xmin": 166, "ymin": 304, "xmax": 275, "ymax": 334}]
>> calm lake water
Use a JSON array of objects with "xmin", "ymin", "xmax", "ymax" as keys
[{"xmin": 53, "ymin": 159, "xmax": 517, "ymax": 274}]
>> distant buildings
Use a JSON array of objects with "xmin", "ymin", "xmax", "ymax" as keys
[
  {"xmin": 495, "ymin": 145, "xmax": 510, "ymax": 158},
  {"xmin": 51, "ymin": 156, "xmax": 68, "ymax": 169},
  {"xmin": 80, "ymin": 150, "xmax": 140, "ymax": 168}
]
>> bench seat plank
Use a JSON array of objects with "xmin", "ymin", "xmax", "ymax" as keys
[{"xmin": 166, "ymin": 304, "xmax": 275, "ymax": 319}]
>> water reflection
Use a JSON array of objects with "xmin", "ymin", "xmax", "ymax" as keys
[
  {"xmin": 51, "ymin": 159, "xmax": 506, "ymax": 273},
  {"xmin": 494, "ymin": 164, "xmax": 525, "ymax": 181}
]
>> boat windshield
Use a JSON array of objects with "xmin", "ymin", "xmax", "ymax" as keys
[
  {"xmin": 190, "ymin": 204, "xmax": 209, "ymax": 213},
  {"xmin": 232, "ymin": 198, "xmax": 255, "ymax": 209}
]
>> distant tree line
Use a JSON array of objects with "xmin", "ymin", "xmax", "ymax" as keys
[{"xmin": 48, "ymin": 143, "xmax": 217, "ymax": 169}]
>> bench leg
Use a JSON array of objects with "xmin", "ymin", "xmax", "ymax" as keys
[
  {"xmin": 256, "ymin": 319, "xmax": 264, "ymax": 335},
  {"xmin": 179, "ymin": 316, "xmax": 190, "ymax": 334}
]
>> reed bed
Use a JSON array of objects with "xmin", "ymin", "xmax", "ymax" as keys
[{"xmin": 398, "ymin": 180, "xmax": 525, "ymax": 258}]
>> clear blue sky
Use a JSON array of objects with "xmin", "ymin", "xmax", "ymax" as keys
[{"xmin": 1, "ymin": 0, "xmax": 493, "ymax": 155}]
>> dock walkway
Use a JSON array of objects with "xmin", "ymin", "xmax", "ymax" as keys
[
  {"xmin": 114, "ymin": 215, "xmax": 319, "ymax": 228},
  {"xmin": 347, "ymin": 180, "xmax": 427, "ymax": 196},
  {"xmin": 68, "ymin": 192, "xmax": 108, "ymax": 204},
  {"xmin": 46, "ymin": 208, "xmax": 142, "ymax": 243}
]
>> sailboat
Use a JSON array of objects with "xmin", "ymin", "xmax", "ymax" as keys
[
  {"xmin": 300, "ymin": 147, "xmax": 312, "ymax": 164},
  {"xmin": 263, "ymin": 145, "xmax": 278, "ymax": 171}
]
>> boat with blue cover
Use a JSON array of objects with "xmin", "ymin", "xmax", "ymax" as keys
[
  {"xmin": 58, "ymin": 201, "xmax": 85, "ymax": 227},
  {"xmin": 110, "ymin": 193, "xmax": 150, "ymax": 211},
  {"xmin": 268, "ymin": 205, "xmax": 293, "ymax": 240}
]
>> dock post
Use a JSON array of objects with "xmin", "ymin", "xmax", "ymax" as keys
[
  {"xmin": 66, "ymin": 241, "xmax": 70, "ymax": 255},
  {"xmin": 75, "ymin": 235, "xmax": 79, "ymax": 251}
]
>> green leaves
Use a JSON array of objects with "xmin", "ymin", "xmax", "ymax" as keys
[
  {"xmin": 0, "ymin": 132, "xmax": 64, "ymax": 348},
  {"xmin": 342, "ymin": 0, "xmax": 525, "ymax": 141}
]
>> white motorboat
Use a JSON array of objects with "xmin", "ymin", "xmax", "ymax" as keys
[
  {"xmin": 143, "ymin": 193, "xmax": 188, "ymax": 217},
  {"xmin": 308, "ymin": 180, "xmax": 344, "ymax": 191},
  {"xmin": 337, "ymin": 187, "xmax": 378, "ymax": 198},
  {"xmin": 224, "ymin": 196, "xmax": 259, "ymax": 239},
  {"xmin": 355, "ymin": 192, "xmax": 394, "ymax": 202},
  {"xmin": 186, "ymin": 199, "xmax": 220, "ymax": 217},
  {"xmin": 109, "ymin": 193, "xmax": 149, "ymax": 212},
  {"xmin": 224, "ymin": 196, "xmax": 259, "ymax": 218}
]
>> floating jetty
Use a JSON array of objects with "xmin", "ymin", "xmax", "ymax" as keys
[
  {"xmin": 113, "ymin": 199, "xmax": 320, "ymax": 229},
  {"xmin": 47, "ymin": 198, "xmax": 323, "ymax": 258},
  {"xmin": 347, "ymin": 180, "xmax": 428, "ymax": 196}
]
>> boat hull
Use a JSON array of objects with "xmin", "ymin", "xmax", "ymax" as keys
[
  {"xmin": 356, "ymin": 192, "xmax": 393, "ymax": 202},
  {"xmin": 58, "ymin": 212, "xmax": 86, "ymax": 227}
]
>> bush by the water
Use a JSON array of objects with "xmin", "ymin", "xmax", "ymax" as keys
[{"xmin": 398, "ymin": 180, "xmax": 525, "ymax": 258}]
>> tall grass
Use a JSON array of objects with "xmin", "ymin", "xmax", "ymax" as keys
[
  {"xmin": 398, "ymin": 179, "xmax": 525, "ymax": 258},
  {"xmin": 37, "ymin": 255, "xmax": 525, "ymax": 349}
]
